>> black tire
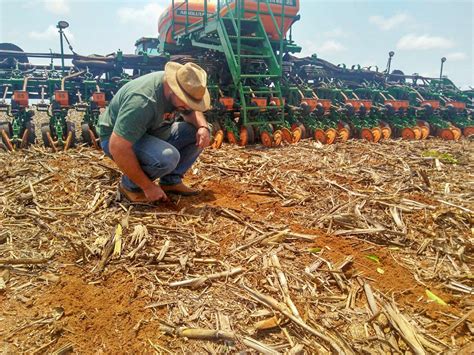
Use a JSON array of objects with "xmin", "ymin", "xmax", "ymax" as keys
[
  {"xmin": 81, "ymin": 123, "xmax": 92, "ymax": 145},
  {"xmin": 245, "ymin": 125, "xmax": 255, "ymax": 144},
  {"xmin": 66, "ymin": 121, "xmax": 76, "ymax": 148},
  {"xmin": 26, "ymin": 121, "xmax": 36, "ymax": 145},
  {"xmin": 41, "ymin": 122, "xmax": 52, "ymax": 148}
]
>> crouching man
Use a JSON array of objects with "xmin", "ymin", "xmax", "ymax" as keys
[{"xmin": 97, "ymin": 62, "xmax": 211, "ymax": 202}]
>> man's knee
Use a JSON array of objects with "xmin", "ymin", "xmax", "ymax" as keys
[{"xmin": 160, "ymin": 146, "xmax": 180, "ymax": 173}]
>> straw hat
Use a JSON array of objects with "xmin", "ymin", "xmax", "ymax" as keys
[{"xmin": 164, "ymin": 61, "xmax": 211, "ymax": 112}]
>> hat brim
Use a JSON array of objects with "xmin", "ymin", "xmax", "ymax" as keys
[{"xmin": 164, "ymin": 62, "xmax": 211, "ymax": 112}]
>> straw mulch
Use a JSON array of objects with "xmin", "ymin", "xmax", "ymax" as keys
[{"xmin": 0, "ymin": 131, "xmax": 473, "ymax": 353}]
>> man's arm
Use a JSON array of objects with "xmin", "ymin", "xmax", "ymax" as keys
[
  {"xmin": 182, "ymin": 111, "xmax": 210, "ymax": 148},
  {"xmin": 109, "ymin": 132, "xmax": 168, "ymax": 201}
]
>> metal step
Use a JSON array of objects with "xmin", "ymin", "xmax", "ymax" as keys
[
  {"xmin": 238, "ymin": 54, "xmax": 272, "ymax": 59},
  {"xmin": 222, "ymin": 17, "xmax": 258, "ymax": 24},
  {"xmin": 240, "ymin": 74, "xmax": 281, "ymax": 79},
  {"xmin": 228, "ymin": 35, "xmax": 264, "ymax": 41}
]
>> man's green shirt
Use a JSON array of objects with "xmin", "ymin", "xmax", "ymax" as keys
[{"xmin": 97, "ymin": 71, "xmax": 174, "ymax": 143}]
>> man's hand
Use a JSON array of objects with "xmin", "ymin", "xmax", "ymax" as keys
[
  {"xmin": 143, "ymin": 184, "xmax": 169, "ymax": 202},
  {"xmin": 196, "ymin": 127, "xmax": 211, "ymax": 148}
]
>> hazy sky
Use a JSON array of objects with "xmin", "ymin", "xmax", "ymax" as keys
[{"xmin": 1, "ymin": 0, "xmax": 472, "ymax": 88}]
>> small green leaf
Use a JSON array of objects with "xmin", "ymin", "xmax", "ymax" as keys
[
  {"xmin": 422, "ymin": 150, "xmax": 458, "ymax": 164},
  {"xmin": 307, "ymin": 247, "xmax": 322, "ymax": 253},
  {"xmin": 426, "ymin": 290, "xmax": 447, "ymax": 306},
  {"xmin": 366, "ymin": 254, "xmax": 380, "ymax": 264}
]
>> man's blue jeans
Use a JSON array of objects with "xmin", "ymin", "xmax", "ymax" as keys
[{"xmin": 101, "ymin": 121, "xmax": 202, "ymax": 192}]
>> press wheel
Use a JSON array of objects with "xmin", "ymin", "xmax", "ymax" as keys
[
  {"xmin": 292, "ymin": 123, "xmax": 306, "ymax": 139},
  {"xmin": 438, "ymin": 128, "xmax": 455, "ymax": 140},
  {"xmin": 313, "ymin": 128, "xmax": 326, "ymax": 144},
  {"xmin": 64, "ymin": 121, "xmax": 76, "ymax": 151},
  {"xmin": 381, "ymin": 126, "xmax": 392, "ymax": 139},
  {"xmin": 360, "ymin": 128, "xmax": 374, "ymax": 142},
  {"xmin": 227, "ymin": 131, "xmax": 238, "ymax": 145},
  {"xmin": 272, "ymin": 130, "xmax": 282, "ymax": 147},
  {"xmin": 412, "ymin": 126, "xmax": 422, "ymax": 140},
  {"xmin": 41, "ymin": 123, "xmax": 56, "ymax": 150},
  {"xmin": 417, "ymin": 120, "xmax": 430, "ymax": 139},
  {"xmin": 0, "ymin": 121, "xmax": 13, "ymax": 151},
  {"xmin": 281, "ymin": 127, "xmax": 293, "ymax": 143},
  {"xmin": 325, "ymin": 128, "xmax": 338, "ymax": 145},
  {"xmin": 371, "ymin": 127, "xmax": 382, "ymax": 143},
  {"xmin": 401, "ymin": 127, "xmax": 416, "ymax": 140},
  {"xmin": 338, "ymin": 127, "xmax": 350, "ymax": 142},
  {"xmin": 239, "ymin": 125, "xmax": 255, "ymax": 146},
  {"xmin": 211, "ymin": 129, "xmax": 224, "ymax": 149},
  {"xmin": 292, "ymin": 127, "xmax": 303, "ymax": 143},
  {"xmin": 450, "ymin": 127, "xmax": 462, "ymax": 141},
  {"xmin": 260, "ymin": 130, "xmax": 273, "ymax": 147},
  {"xmin": 81, "ymin": 123, "xmax": 95, "ymax": 145},
  {"xmin": 463, "ymin": 126, "xmax": 474, "ymax": 137}
]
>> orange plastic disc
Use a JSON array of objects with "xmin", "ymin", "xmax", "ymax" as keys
[
  {"xmin": 401, "ymin": 127, "xmax": 415, "ymax": 140},
  {"xmin": 371, "ymin": 127, "xmax": 382, "ymax": 143},
  {"xmin": 260, "ymin": 131, "xmax": 273, "ymax": 147},
  {"xmin": 360, "ymin": 128, "xmax": 374, "ymax": 142},
  {"xmin": 338, "ymin": 127, "xmax": 350, "ymax": 142},
  {"xmin": 450, "ymin": 127, "xmax": 462, "ymax": 141},
  {"xmin": 438, "ymin": 128, "xmax": 455, "ymax": 140},
  {"xmin": 239, "ymin": 127, "xmax": 249, "ymax": 146},
  {"xmin": 292, "ymin": 127, "xmax": 302, "ymax": 143},
  {"xmin": 313, "ymin": 128, "xmax": 327, "ymax": 144},
  {"xmin": 463, "ymin": 126, "xmax": 474, "ymax": 137},
  {"xmin": 420, "ymin": 125, "xmax": 429, "ymax": 139},
  {"xmin": 212, "ymin": 130, "xmax": 224, "ymax": 149},
  {"xmin": 412, "ymin": 126, "xmax": 422, "ymax": 140},
  {"xmin": 227, "ymin": 131, "xmax": 238, "ymax": 145},
  {"xmin": 281, "ymin": 128, "xmax": 293, "ymax": 143},
  {"xmin": 381, "ymin": 126, "xmax": 392, "ymax": 139},
  {"xmin": 325, "ymin": 128, "xmax": 338, "ymax": 145},
  {"xmin": 273, "ymin": 130, "xmax": 283, "ymax": 146}
]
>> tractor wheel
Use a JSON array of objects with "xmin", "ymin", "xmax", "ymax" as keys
[
  {"xmin": 280, "ymin": 127, "xmax": 293, "ymax": 143},
  {"xmin": 325, "ymin": 128, "xmax": 338, "ymax": 145},
  {"xmin": 211, "ymin": 130, "xmax": 224, "ymax": 149},
  {"xmin": 260, "ymin": 130, "xmax": 273, "ymax": 147},
  {"xmin": 371, "ymin": 127, "xmax": 382, "ymax": 143},
  {"xmin": 272, "ymin": 130, "xmax": 283, "ymax": 147},
  {"xmin": 360, "ymin": 128, "xmax": 374, "ymax": 142}
]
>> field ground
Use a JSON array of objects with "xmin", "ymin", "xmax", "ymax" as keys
[{"xmin": 0, "ymin": 134, "xmax": 473, "ymax": 353}]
